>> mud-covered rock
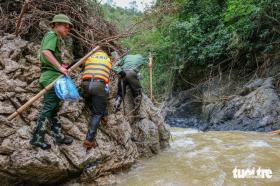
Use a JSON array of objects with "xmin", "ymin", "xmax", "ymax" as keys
[{"xmin": 0, "ymin": 35, "xmax": 170, "ymax": 185}]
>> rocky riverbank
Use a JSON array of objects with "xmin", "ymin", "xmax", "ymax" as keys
[
  {"xmin": 0, "ymin": 34, "xmax": 170, "ymax": 185},
  {"xmin": 163, "ymin": 67, "xmax": 280, "ymax": 132}
]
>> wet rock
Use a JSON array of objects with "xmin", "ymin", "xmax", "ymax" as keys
[
  {"xmin": 0, "ymin": 35, "xmax": 170, "ymax": 185},
  {"xmin": 164, "ymin": 75, "xmax": 280, "ymax": 132},
  {"xmin": 17, "ymin": 126, "xmax": 31, "ymax": 139},
  {"xmin": 205, "ymin": 78, "xmax": 280, "ymax": 131},
  {"xmin": 0, "ymin": 100, "xmax": 15, "ymax": 114},
  {"xmin": 0, "ymin": 139, "xmax": 15, "ymax": 155},
  {"xmin": 162, "ymin": 84, "xmax": 210, "ymax": 130},
  {"xmin": 94, "ymin": 174, "xmax": 118, "ymax": 186},
  {"xmin": 131, "ymin": 118, "xmax": 160, "ymax": 156},
  {"xmin": 161, "ymin": 87, "xmax": 204, "ymax": 120}
]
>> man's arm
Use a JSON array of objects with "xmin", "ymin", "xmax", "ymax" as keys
[
  {"xmin": 42, "ymin": 50, "xmax": 68, "ymax": 76},
  {"xmin": 112, "ymin": 56, "xmax": 125, "ymax": 73},
  {"xmin": 117, "ymin": 56, "xmax": 126, "ymax": 66}
]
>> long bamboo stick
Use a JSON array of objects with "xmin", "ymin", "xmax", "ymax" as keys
[
  {"xmin": 149, "ymin": 53, "xmax": 153, "ymax": 100},
  {"xmin": 7, "ymin": 46, "xmax": 100, "ymax": 121}
]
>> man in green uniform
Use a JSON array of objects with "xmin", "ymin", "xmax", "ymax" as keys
[
  {"xmin": 30, "ymin": 14, "xmax": 74, "ymax": 150},
  {"xmin": 113, "ymin": 50, "xmax": 152, "ymax": 112}
]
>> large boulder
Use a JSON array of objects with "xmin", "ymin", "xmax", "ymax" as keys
[
  {"xmin": 0, "ymin": 34, "xmax": 170, "ymax": 185},
  {"xmin": 163, "ymin": 67, "xmax": 280, "ymax": 132},
  {"xmin": 203, "ymin": 78, "xmax": 280, "ymax": 131}
]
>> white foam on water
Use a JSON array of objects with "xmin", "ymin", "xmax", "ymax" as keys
[
  {"xmin": 249, "ymin": 140, "xmax": 271, "ymax": 148},
  {"xmin": 214, "ymin": 171, "xmax": 226, "ymax": 186},
  {"xmin": 171, "ymin": 128, "xmax": 200, "ymax": 136},
  {"xmin": 154, "ymin": 179, "xmax": 182, "ymax": 186},
  {"xmin": 211, "ymin": 137, "xmax": 223, "ymax": 144},
  {"xmin": 185, "ymin": 147, "xmax": 210, "ymax": 158},
  {"xmin": 241, "ymin": 153, "xmax": 256, "ymax": 165},
  {"xmin": 172, "ymin": 138, "xmax": 195, "ymax": 148},
  {"xmin": 117, "ymin": 128, "xmax": 280, "ymax": 186}
]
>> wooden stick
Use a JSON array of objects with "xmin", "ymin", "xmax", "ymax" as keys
[
  {"xmin": 15, "ymin": 0, "xmax": 30, "ymax": 37},
  {"xmin": 121, "ymin": 79, "xmax": 125, "ymax": 116},
  {"xmin": 7, "ymin": 46, "xmax": 100, "ymax": 121},
  {"xmin": 149, "ymin": 53, "xmax": 153, "ymax": 100}
]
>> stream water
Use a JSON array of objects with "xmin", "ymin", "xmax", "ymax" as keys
[{"xmin": 117, "ymin": 127, "xmax": 280, "ymax": 186}]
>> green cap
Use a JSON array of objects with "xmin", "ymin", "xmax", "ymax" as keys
[{"xmin": 50, "ymin": 14, "xmax": 73, "ymax": 27}]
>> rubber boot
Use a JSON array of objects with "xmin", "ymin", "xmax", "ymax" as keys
[
  {"xmin": 49, "ymin": 117, "xmax": 73, "ymax": 145},
  {"xmin": 113, "ymin": 96, "xmax": 122, "ymax": 113},
  {"xmin": 30, "ymin": 119, "xmax": 51, "ymax": 150},
  {"xmin": 84, "ymin": 115, "xmax": 102, "ymax": 149}
]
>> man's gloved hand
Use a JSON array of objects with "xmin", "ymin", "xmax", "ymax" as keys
[{"xmin": 118, "ymin": 71, "xmax": 126, "ymax": 78}]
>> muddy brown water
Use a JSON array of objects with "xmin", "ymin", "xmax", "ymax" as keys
[{"xmin": 117, "ymin": 128, "xmax": 280, "ymax": 186}]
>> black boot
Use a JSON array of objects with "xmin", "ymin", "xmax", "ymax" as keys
[
  {"xmin": 30, "ymin": 119, "xmax": 51, "ymax": 150},
  {"xmin": 86, "ymin": 115, "xmax": 102, "ymax": 142},
  {"xmin": 113, "ymin": 96, "xmax": 122, "ymax": 113},
  {"xmin": 49, "ymin": 117, "xmax": 73, "ymax": 145}
]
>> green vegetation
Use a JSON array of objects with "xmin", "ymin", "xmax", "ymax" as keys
[
  {"xmin": 102, "ymin": 3, "xmax": 142, "ymax": 32},
  {"xmin": 102, "ymin": 0, "xmax": 280, "ymax": 101}
]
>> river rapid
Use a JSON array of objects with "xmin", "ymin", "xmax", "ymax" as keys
[{"xmin": 117, "ymin": 127, "xmax": 280, "ymax": 186}]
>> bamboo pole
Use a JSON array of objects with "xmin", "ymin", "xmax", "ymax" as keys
[
  {"xmin": 121, "ymin": 79, "xmax": 125, "ymax": 116},
  {"xmin": 148, "ymin": 52, "xmax": 153, "ymax": 100},
  {"xmin": 7, "ymin": 46, "xmax": 100, "ymax": 121}
]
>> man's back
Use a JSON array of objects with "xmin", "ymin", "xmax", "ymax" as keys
[{"xmin": 121, "ymin": 54, "xmax": 146, "ymax": 72}]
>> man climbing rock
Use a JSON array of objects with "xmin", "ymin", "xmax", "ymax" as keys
[
  {"xmin": 81, "ymin": 47, "xmax": 112, "ymax": 150},
  {"xmin": 113, "ymin": 49, "xmax": 152, "ymax": 113},
  {"xmin": 30, "ymin": 14, "xmax": 74, "ymax": 150}
]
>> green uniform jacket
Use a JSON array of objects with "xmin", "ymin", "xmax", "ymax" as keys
[
  {"xmin": 39, "ymin": 31, "xmax": 63, "ymax": 87},
  {"xmin": 112, "ymin": 54, "xmax": 147, "ymax": 73}
]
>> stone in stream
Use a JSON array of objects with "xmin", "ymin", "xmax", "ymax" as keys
[{"xmin": 0, "ymin": 34, "xmax": 170, "ymax": 185}]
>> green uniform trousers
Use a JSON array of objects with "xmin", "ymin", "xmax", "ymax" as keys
[{"xmin": 39, "ymin": 88, "xmax": 60, "ymax": 121}]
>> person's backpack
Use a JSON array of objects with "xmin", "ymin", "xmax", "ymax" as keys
[{"xmin": 54, "ymin": 76, "xmax": 80, "ymax": 101}]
